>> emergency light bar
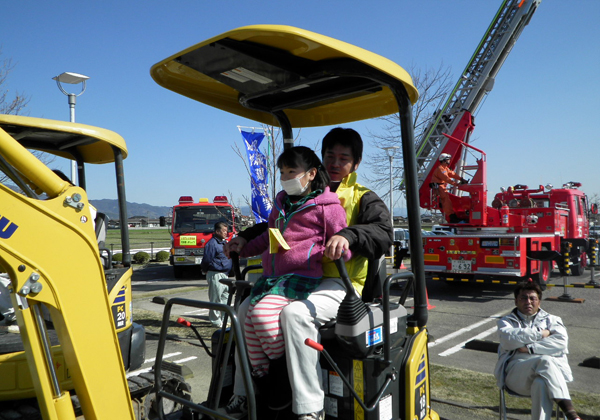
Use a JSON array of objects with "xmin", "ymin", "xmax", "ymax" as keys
[
  {"xmin": 214, "ymin": 196, "xmax": 228, "ymax": 203},
  {"xmin": 178, "ymin": 196, "xmax": 194, "ymax": 204}
]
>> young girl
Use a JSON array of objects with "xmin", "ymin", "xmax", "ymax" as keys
[{"xmin": 239, "ymin": 146, "xmax": 351, "ymax": 378}]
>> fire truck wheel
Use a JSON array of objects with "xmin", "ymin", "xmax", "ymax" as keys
[
  {"xmin": 570, "ymin": 250, "xmax": 586, "ymax": 277},
  {"xmin": 532, "ymin": 261, "xmax": 551, "ymax": 290}
]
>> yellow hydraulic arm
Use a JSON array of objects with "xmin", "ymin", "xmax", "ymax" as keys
[{"xmin": 0, "ymin": 125, "xmax": 135, "ymax": 419}]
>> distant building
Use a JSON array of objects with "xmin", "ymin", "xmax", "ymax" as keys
[
  {"xmin": 107, "ymin": 216, "xmax": 172, "ymax": 228},
  {"xmin": 127, "ymin": 216, "xmax": 163, "ymax": 228}
]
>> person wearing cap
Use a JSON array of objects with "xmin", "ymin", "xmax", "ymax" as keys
[{"xmin": 431, "ymin": 153, "xmax": 466, "ymax": 223}]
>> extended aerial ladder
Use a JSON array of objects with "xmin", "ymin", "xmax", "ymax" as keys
[{"xmin": 410, "ymin": 0, "xmax": 541, "ymax": 214}]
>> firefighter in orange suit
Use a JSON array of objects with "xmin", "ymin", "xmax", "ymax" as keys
[{"xmin": 431, "ymin": 153, "xmax": 466, "ymax": 223}]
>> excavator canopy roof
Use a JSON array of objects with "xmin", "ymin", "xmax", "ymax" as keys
[
  {"xmin": 0, "ymin": 114, "xmax": 128, "ymax": 163},
  {"xmin": 150, "ymin": 25, "xmax": 418, "ymax": 128}
]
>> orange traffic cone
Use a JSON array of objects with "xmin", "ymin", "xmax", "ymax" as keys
[
  {"xmin": 426, "ymin": 289, "xmax": 436, "ymax": 310},
  {"xmin": 412, "ymin": 289, "xmax": 436, "ymax": 310}
]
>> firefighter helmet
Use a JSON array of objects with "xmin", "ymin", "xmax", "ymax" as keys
[{"xmin": 439, "ymin": 153, "xmax": 451, "ymax": 162}]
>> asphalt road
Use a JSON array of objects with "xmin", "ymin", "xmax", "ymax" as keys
[{"xmin": 130, "ymin": 262, "xmax": 600, "ymax": 419}]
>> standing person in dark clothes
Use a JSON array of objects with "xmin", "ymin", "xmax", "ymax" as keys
[{"xmin": 201, "ymin": 222, "xmax": 232, "ymax": 328}]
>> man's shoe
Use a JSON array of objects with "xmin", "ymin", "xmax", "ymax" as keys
[
  {"xmin": 224, "ymin": 394, "xmax": 248, "ymax": 418},
  {"xmin": 298, "ymin": 410, "xmax": 324, "ymax": 420}
]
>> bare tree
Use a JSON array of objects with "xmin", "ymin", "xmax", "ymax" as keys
[
  {"xmin": 0, "ymin": 48, "xmax": 57, "ymax": 188},
  {"xmin": 0, "ymin": 48, "xmax": 30, "ymax": 115},
  {"xmin": 364, "ymin": 63, "xmax": 453, "ymax": 203}
]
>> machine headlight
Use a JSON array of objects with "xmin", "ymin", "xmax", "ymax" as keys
[{"xmin": 174, "ymin": 248, "xmax": 186, "ymax": 256}]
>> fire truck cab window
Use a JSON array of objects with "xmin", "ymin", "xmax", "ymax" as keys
[{"xmin": 173, "ymin": 207, "xmax": 232, "ymax": 233}]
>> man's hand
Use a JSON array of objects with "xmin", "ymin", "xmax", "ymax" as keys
[
  {"xmin": 541, "ymin": 329, "xmax": 551, "ymax": 338},
  {"xmin": 224, "ymin": 236, "xmax": 247, "ymax": 258},
  {"xmin": 325, "ymin": 235, "xmax": 350, "ymax": 260},
  {"xmin": 517, "ymin": 347, "xmax": 529, "ymax": 353}
]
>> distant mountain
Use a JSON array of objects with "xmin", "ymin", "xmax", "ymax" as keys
[
  {"xmin": 90, "ymin": 199, "xmax": 252, "ymax": 220},
  {"xmin": 90, "ymin": 199, "xmax": 172, "ymax": 220}
]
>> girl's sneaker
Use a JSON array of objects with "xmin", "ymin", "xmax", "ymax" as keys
[{"xmin": 224, "ymin": 394, "xmax": 248, "ymax": 418}]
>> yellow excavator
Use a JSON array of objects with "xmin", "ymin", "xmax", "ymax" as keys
[
  {"xmin": 150, "ymin": 25, "xmax": 438, "ymax": 420},
  {"xmin": 0, "ymin": 25, "xmax": 438, "ymax": 420},
  {"xmin": 0, "ymin": 114, "xmax": 189, "ymax": 419}
]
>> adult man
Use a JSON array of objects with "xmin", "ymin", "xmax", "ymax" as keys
[
  {"xmin": 431, "ymin": 153, "xmax": 466, "ymax": 223},
  {"xmin": 200, "ymin": 222, "xmax": 232, "ymax": 328},
  {"xmin": 494, "ymin": 282, "xmax": 581, "ymax": 420},
  {"xmin": 224, "ymin": 128, "xmax": 392, "ymax": 420}
]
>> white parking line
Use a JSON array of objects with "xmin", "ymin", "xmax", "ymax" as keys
[
  {"xmin": 126, "ymin": 352, "xmax": 183, "ymax": 377},
  {"xmin": 438, "ymin": 325, "xmax": 498, "ymax": 357},
  {"xmin": 127, "ymin": 367, "xmax": 152, "ymax": 377},
  {"xmin": 428, "ymin": 310, "xmax": 506, "ymax": 348},
  {"xmin": 174, "ymin": 356, "xmax": 197, "ymax": 363},
  {"xmin": 144, "ymin": 352, "xmax": 182, "ymax": 364}
]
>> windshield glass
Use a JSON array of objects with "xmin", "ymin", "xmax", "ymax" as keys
[{"xmin": 173, "ymin": 206, "xmax": 232, "ymax": 233}]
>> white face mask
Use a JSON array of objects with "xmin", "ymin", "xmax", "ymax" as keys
[{"xmin": 280, "ymin": 172, "xmax": 309, "ymax": 196}]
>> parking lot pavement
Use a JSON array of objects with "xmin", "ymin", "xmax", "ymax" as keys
[{"xmin": 131, "ymin": 262, "xmax": 600, "ymax": 418}]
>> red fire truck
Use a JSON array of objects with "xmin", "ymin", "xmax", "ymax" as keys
[
  {"xmin": 421, "ymin": 130, "xmax": 598, "ymax": 288},
  {"xmin": 408, "ymin": 0, "xmax": 598, "ymax": 287},
  {"xmin": 170, "ymin": 195, "xmax": 237, "ymax": 278}
]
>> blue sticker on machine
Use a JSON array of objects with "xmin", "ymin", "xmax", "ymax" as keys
[
  {"xmin": 113, "ymin": 286, "xmax": 126, "ymax": 303},
  {"xmin": 366, "ymin": 326, "xmax": 383, "ymax": 347},
  {"xmin": 0, "ymin": 216, "xmax": 18, "ymax": 239}
]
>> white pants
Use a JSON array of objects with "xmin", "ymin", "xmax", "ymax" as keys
[
  {"xmin": 232, "ymin": 277, "xmax": 347, "ymax": 415},
  {"xmin": 505, "ymin": 354, "xmax": 571, "ymax": 420},
  {"xmin": 207, "ymin": 271, "xmax": 229, "ymax": 327}
]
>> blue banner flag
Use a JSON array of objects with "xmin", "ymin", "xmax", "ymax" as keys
[{"xmin": 241, "ymin": 130, "xmax": 271, "ymax": 223}]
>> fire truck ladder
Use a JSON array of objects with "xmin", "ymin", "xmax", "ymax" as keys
[{"xmin": 404, "ymin": 0, "xmax": 541, "ymax": 192}]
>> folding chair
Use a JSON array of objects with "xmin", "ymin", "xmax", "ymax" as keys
[{"xmin": 499, "ymin": 386, "xmax": 566, "ymax": 420}]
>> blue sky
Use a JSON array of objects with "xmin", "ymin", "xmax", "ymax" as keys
[{"xmin": 2, "ymin": 1, "xmax": 599, "ymax": 211}]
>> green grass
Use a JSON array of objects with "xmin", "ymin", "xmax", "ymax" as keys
[
  {"xmin": 430, "ymin": 364, "xmax": 600, "ymax": 419},
  {"xmin": 106, "ymin": 227, "xmax": 171, "ymax": 250}
]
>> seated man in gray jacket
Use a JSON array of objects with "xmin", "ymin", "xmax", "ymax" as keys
[{"xmin": 494, "ymin": 282, "xmax": 581, "ymax": 420}]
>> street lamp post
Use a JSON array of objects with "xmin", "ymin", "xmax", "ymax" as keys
[
  {"xmin": 382, "ymin": 146, "xmax": 400, "ymax": 259},
  {"xmin": 52, "ymin": 72, "xmax": 90, "ymax": 184},
  {"xmin": 382, "ymin": 146, "xmax": 400, "ymax": 227}
]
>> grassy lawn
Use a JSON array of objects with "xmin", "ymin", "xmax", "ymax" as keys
[
  {"xmin": 106, "ymin": 227, "xmax": 171, "ymax": 250},
  {"xmin": 430, "ymin": 364, "xmax": 600, "ymax": 419}
]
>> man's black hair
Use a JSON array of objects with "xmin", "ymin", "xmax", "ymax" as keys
[
  {"xmin": 321, "ymin": 127, "xmax": 363, "ymax": 164},
  {"xmin": 513, "ymin": 282, "xmax": 543, "ymax": 300},
  {"xmin": 277, "ymin": 146, "xmax": 330, "ymax": 193},
  {"xmin": 214, "ymin": 221, "xmax": 228, "ymax": 231}
]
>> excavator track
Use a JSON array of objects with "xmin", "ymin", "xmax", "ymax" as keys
[{"xmin": 0, "ymin": 370, "xmax": 192, "ymax": 420}]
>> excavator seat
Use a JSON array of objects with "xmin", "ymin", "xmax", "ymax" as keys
[{"xmin": 95, "ymin": 212, "xmax": 112, "ymax": 269}]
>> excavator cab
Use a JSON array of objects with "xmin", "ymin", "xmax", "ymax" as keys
[
  {"xmin": 151, "ymin": 25, "xmax": 438, "ymax": 420},
  {"xmin": 0, "ymin": 115, "xmax": 146, "ymax": 417}
]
